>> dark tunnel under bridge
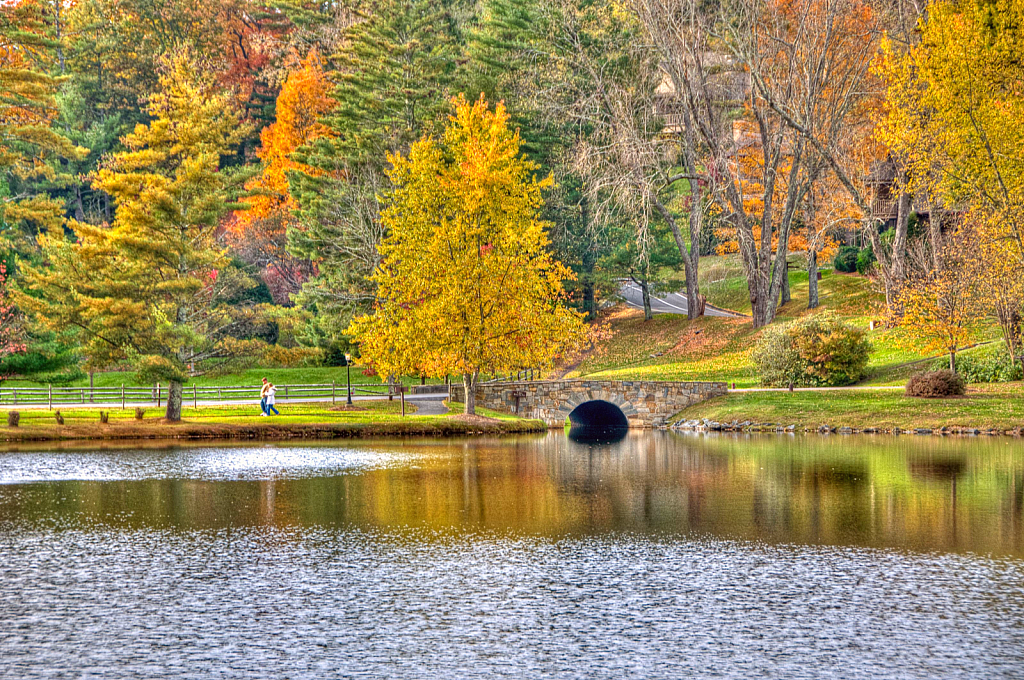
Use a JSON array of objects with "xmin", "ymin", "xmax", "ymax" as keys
[{"xmin": 566, "ymin": 400, "xmax": 629, "ymax": 430}]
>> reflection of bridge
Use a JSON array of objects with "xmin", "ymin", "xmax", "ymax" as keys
[{"xmin": 450, "ymin": 379, "xmax": 727, "ymax": 428}]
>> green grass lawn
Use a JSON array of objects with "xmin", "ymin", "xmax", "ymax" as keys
[
  {"xmin": 566, "ymin": 255, "xmax": 998, "ymax": 388},
  {"xmin": 8, "ymin": 399, "xmax": 408, "ymax": 425},
  {"xmin": 674, "ymin": 383, "xmax": 1024, "ymax": 430},
  {"xmin": 684, "ymin": 253, "xmax": 883, "ymax": 317},
  {"xmin": 0, "ymin": 399, "xmax": 544, "ymax": 442}
]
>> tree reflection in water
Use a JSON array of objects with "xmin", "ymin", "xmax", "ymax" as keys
[{"xmin": 1, "ymin": 432, "xmax": 1023, "ymax": 556}]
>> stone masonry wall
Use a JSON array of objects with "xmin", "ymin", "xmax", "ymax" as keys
[{"xmin": 449, "ymin": 379, "xmax": 727, "ymax": 428}]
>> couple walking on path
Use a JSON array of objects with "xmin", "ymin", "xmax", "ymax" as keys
[{"xmin": 259, "ymin": 378, "xmax": 279, "ymax": 416}]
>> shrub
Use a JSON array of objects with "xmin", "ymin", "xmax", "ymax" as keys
[
  {"xmin": 750, "ymin": 325, "xmax": 803, "ymax": 387},
  {"xmin": 833, "ymin": 246, "xmax": 859, "ymax": 273},
  {"xmin": 134, "ymin": 407, "xmax": 146, "ymax": 420},
  {"xmin": 956, "ymin": 346, "xmax": 1022, "ymax": 383},
  {"xmin": 753, "ymin": 312, "xmax": 871, "ymax": 387},
  {"xmin": 906, "ymin": 370, "xmax": 966, "ymax": 397},
  {"xmin": 7, "ymin": 411, "xmax": 19, "ymax": 427},
  {"xmin": 855, "ymin": 247, "xmax": 876, "ymax": 275}
]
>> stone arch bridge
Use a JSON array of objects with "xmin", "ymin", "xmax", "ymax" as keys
[{"xmin": 450, "ymin": 379, "xmax": 727, "ymax": 428}]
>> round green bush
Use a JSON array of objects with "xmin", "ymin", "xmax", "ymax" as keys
[
  {"xmin": 833, "ymin": 246, "xmax": 859, "ymax": 273},
  {"xmin": 855, "ymin": 247, "xmax": 876, "ymax": 275},
  {"xmin": 750, "ymin": 325, "xmax": 803, "ymax": 387},
  {"xmin": 753, "ymin": 312, "xmax": 872, "ymax": 387}
]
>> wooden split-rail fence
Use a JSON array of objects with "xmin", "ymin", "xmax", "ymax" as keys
[{"xmin": 0, "ymin": 382, "xmax": 401, "ymax": 410}]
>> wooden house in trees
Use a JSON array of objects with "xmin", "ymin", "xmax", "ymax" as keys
[
  {"xmin": 865, "ymin": 158, "xmax": 958, "ymax": 232},
  {"xmin": 866, "ymin": 159, "xmax": 941, "ymax": 228}
]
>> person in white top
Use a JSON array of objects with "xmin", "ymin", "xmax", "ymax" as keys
[
  {"xmin": 259, "ymin": 378, "xmax": 270, "ymax": 416},
  {"xmin": 265, "ymin": 383, "xmax": 279, "ymax": 416}
]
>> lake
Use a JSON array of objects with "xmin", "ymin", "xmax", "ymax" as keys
[{"xmin": 1, "ymin": 431, "xmax": 1023, "ymax": 678}]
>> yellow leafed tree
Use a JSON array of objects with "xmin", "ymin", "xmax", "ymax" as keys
[
  {"xmin": 896, "ymin": 226, "xmax": 984, "ymax": 373},
  {"xmin": 348, "ymin": 96, "xmax": 587, "ymax": 414}
]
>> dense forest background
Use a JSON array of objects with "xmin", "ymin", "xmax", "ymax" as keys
[{"xmin": 2, "ymin": 0, "xmax": 1022, "ymax": 397}]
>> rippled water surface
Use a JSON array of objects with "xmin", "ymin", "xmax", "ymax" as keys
[{"xmin": 2, "ymin": 431, "xmax": 1024, "ymax": 678}]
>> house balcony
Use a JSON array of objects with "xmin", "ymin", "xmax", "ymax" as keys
[{"xmin": 871, "ymin": 196, "xmax": 931, "ymax": 220}]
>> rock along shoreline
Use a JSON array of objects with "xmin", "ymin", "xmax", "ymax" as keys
[{"xmin": 668, "ymin": 419, "xmax": 1022, "ymax": 437}]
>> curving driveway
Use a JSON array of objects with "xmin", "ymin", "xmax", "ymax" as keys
[{"xmin": 618, "ymin": 281, "xmax": 740, "ymax": 317}]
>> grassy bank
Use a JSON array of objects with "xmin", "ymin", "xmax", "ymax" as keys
[
  {"xmin": 673, "ymin": 384, "xmax": 1024, "ymax": 431},
  {"xmin": 565, "ymin": 259, "xmax": 998, "ymax": 387},
  {"xmin": 0, "ymin": 401, "xmax": 546, "ymax": 443}
]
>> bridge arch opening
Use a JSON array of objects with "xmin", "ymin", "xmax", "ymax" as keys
[{"xmin": 567, "ymin": 400, "xmax": 629, "ymax": 431}]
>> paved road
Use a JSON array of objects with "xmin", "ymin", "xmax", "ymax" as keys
[{"xmin": 619, "ymin": 281, "xmax": 738, "ymax": 317}]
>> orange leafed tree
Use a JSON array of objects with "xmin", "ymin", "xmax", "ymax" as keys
[
  {"xmin": 240, "ymin": 50, "xmax": 334, "ymax": 221},
  {"xmin": 227, "ymin": 50, "xmax": 334, "ymax": 300}
]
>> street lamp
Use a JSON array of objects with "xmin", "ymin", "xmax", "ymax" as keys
[{"xmin": 345, "ymin": 353, "xmax": 353, "ymax": 406}]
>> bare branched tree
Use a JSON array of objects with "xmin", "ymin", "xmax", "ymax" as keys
[
  {"xmin": 630, "ymin": 0, "xmax": 881, "ymax": 326},
  {"xmin": 537, "ymin": 0, "xmax": 709, "ymax": 318}
]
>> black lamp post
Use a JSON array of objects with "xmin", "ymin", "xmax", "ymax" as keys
[{"xmin": 345, "ymin": 353, "xmax": 353, "ymax": 406}]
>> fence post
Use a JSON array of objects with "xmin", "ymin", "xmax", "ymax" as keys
[
  {"xmin": 193, "ymin": 383, "xmax": 197, "ymax": 410},
  {"xmin": 284, "ymin": 385, "xmax": 288, "ymax": 401},
  {"xmin": 121, "ymin": 384, "xmax": 125, "ymax": 410},
  {"xmin": 400, "ymin": 387, "xmax": 405, "ymax": 417},
  {"xmin": 48, "ymin": 384, "xmax": 52, "ymax": 410},
  {"xmin": 81, "ymin": 388, "xmax": 85, "ymax": 404},
  {"xmin": 332, "ymin": 380, "xmax": 336, "ymax": 405},
  {"xmin": 157, "ymin": 383, "xmax": 161, "ymax": 408}
]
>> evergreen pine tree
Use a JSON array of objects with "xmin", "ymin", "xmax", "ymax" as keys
[
  {"xmin": 287, "ymin": 0, "xmax": 465, "ymax": 346},
  {"xmin": 17, "ymin": 53, "xmax": 257, "ymax": 421},
  {"xmin": 0, "ymin": 1, "xmax": 85, "ymax": 257}
]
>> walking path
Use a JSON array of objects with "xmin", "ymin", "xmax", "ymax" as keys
[{"xmin": 411, "ymin": 399, "xmax": 449, "ymax": 416}]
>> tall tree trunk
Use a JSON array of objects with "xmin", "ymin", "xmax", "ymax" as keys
[
  {"xmin": 74, "ymin": 185, "xmax": 85, "ymax": 222},
  {"xmin": 165, "ymin": 380, "xmax": 183, "ymax": 421},
  {"xmin": 582, "ymin": 278, "xmax": 596, "ymax": 321},
  {"xmin": 686, "ymin": 170, "xmax": 703, "ymax": 320},
  {"xmin": 738, "ymin": 231, "xmax": 773, "ymax": 328},
  {"xmin": 684, "ymin": 257, "xmax": 705, "ymax": 318},
  {"xmin": 807, "ymin": 249, "xmax": 819, "ymax": 309},
  {"xmin": 168, "ymin": 296, "xmax": 187, "ymax": 423},
  {"xmin": 462, "ymin": 372, "xmax": 477, "ymax": 415},
  {"xmin": 891, "ymin": 188, "xmax": 912, "ymax": 282},
  {"xmin": 780, "ymin": 259, "xmax": 791, "ymax": 306},
  {"xmin": 641, "ymin": 280, "xmax": 653, "ymax": 320},
  {"xmin": 929, "ymin": 201, "xmax": 944, "ymax": 273},
  {"xmin": 949, "ymin": 351, "xmax": 956, "ymax": 373},
  {"xmin": 654, "ymin": 195, "xmax": 702, "ymax": 320}
]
